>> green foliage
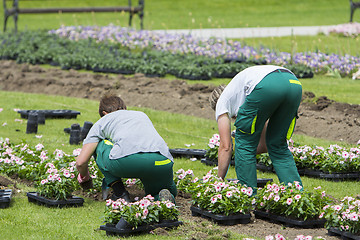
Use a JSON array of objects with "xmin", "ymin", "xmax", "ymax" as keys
[{"xmin": 256, "ymin": 182, "xmax": 333, "ymax": 221}]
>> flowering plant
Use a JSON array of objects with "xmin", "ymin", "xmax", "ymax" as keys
[
  {"xmin": 36, "ymin": 162, "xmax": 77, "ymax": 200},
  {"xmin": 174, "ymin": 168, "xmax": 198, "ymax": 193},
  {"xmin": 322, "ymin": 196, "xmax": 360, "ymax": 234},
  {"xmin": 191, "ymin": 170, "xmax": 253, "ymax": 216},
  {"xmin": 205, "ymin": 133, "xmax": 235, "ymax": 160},
  {"xmin": 255, "ymin": 183, "xmax": 333, "ymax": 221},
  {"xmin": 104, "ymin": 195, "xmax": 179, "ymax": 228},
  {"xmin": 290, "ymin": 144, "xmax": 360, "ymax": 173},
  {"xmin": 257, "ymin": 140, "xmax": 360, "ymax": 173}
]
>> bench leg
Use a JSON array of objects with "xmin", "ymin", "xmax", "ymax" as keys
[{"xmin": 350, "ymin": 7, "xmax": 355, "ymax": 22}]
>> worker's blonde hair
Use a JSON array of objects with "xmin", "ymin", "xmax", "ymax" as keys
[{"xmin": 209, "ymin": 85, "xmax": 226, "ymax": 111}]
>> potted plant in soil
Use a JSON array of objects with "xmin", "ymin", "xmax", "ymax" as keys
[
  {"xmin": 178, "ymin": 169, "xmax": 253, "ymax": 225},
  {"xmin": 100, "ymin": 195, "xmax": 182, "ymax": 236},
  {"xmin": 254, "ymin": 182, "xmax": 333, "ymax": 228},
  {"xmin": 27, "ymin": 163, "xmax": 84, "ymax": 207},
  {"xmin": 322, "ymin": 196, "xmax": 360, "ymax": 239}
]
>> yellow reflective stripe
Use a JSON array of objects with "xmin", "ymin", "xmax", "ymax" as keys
[
  {"xmin": 104, "ymin": 140, "xmax": 113, "ymax": 146},
  {"xmin": 286, "ymin": 117, "xmax": 296, "ymax": 140},
  {"xmin": 251, "ymin": 115, "xmax": 257, "ymax": 134},
  {"xmin": 289, "ymin": 79, "xmax": 302, "ymax": 85},
  {"xmin": 155, "ymin": 159, "xmax": 171, "ymax": 166}
]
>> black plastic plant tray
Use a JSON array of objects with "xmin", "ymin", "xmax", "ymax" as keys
[
  {"xmin": 226, "ymin": 178, "xmax": 273, "ymax": 188},
  {"xmin": 18, "ymin": 110, "xmax": 81, "ymax": 119},
  {"xmin": 190, "ymin": 205, "xmax": 251, "ymax": 225},
  {"xmin": 304, "ymin": 169, "xmax": 360, "ymax": 181},
  {"xmin": 0, "ymin": 189, "xmax": 12, "ymax": 209},
  {"xmin": 200, "ymin": 157, "xmax": 235, "ymax": 166},
  {"xmin": 27, "ymin": 192, "xmax": 84, "ymax": 208},
  {"xmin": 256, "ymin": 163, "xmax": 274, "ymax": 172},
  {"xmin": 169, "ymin": 148, "xmax": 207, "ymax": 158},
  {"xmin": 328, "ymin": 227, "xmax": 360, "ymax": 240},
  {"xmin": 100, "ymin": 220, "xmax": 183, "ymax": 236},
  {"xmin": 254, "ymin": 210, "xmax": 325, "ymax": 228},
  {"xmin": 200, "ymin": 158, "xmax": 217, "ymax": 166}
]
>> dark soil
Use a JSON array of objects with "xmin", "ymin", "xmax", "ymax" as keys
[{"xmin": 1, "ymin": 60, "xmax": 358, "ymax": 239}]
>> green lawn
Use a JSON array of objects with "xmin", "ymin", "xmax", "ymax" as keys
[{"xmin": 0, "ymin": 0, "xmax": 357, "ymax": 31}]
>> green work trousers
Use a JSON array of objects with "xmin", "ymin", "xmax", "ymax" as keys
[
  {"xmin": 234, "ymin": 70, "xmax": 303, "ymax": 192},
  {"xmin": 95, "ymin": 140, "xmax": 177, "ymax": 200}
]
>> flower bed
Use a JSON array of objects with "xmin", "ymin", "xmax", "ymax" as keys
[
  {"xmin": 256, "ymin": 140, "xmax": 360, "ymax": 180},
  {"xmin": 49, "ymin": 25, "xmax": 360, "ymax": 78},
  {"xmin": 255, "ymin": 182, "xmax": 332, "ymax": 228},
  {"xmin": 0, "ymin": 138, "xmax": 104, "ymax": 197},
  {"xmin": 322, "ymin": 196, "xmax": 360, "ymax": 238}
]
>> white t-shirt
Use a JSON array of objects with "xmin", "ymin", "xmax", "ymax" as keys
[{"xmin": 215, "ymin": 65, "xmax": 290, "ymax": 120}]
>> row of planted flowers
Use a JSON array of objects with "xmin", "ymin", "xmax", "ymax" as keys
[
  {"xmin": 175, "ymin": 168, "xmax": 360, "ymax": 237},
  {"xmin": 206, "ymin": 133, "xmax": 360, "ymax": 175},
  {"xmin": 1, "ymin": 138, "xmax": 360, "ymax": 237},
  {"xmin": 0, "ymin": 30, "xmax": 313, "ymax": 80},
  {"xmin": 48, "ymin": 24, "xmax": 360, "ymax": 78}
]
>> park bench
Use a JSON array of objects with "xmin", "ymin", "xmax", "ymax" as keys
[
  {"xmin": 350, "ymin": 0, "xmax": 360, "ymax": 22},
  {"xmin": 3, "ymin": 0, "xmax": 144, "ymax": 32}
]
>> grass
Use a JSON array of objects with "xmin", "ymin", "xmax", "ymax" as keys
[
  {"xmin": 0, "ymin": 0, "xmax": 356, "ymax": 31},
  {"xmin": 240, "ymin": 34, "xmax": 360, "ymax": 57}
]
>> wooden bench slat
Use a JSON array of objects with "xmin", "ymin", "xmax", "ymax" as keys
[
  {"xmin": 17, "ymin": 6, "xmax": 142, "ymax": 14},
  {"xmin": 3, "ymin": 0, "xmax": 145, "ymax": 32}
]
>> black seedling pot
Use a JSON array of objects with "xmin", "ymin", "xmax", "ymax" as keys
[
  {"xmin": 69, "ymin": 123, "xmax": 81, "ymax": 145},
  {"xmin": 26, "ymin": 112, "xmax": 38, "ymax": 134}
]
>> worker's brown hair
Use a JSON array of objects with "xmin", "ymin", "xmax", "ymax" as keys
[
  {"xmin": 209, "ymin": 85, "xmax": 226, "ymax": 111},
  {"xmin": 99, "ymin": 94, "xmax": 127, "ymax": 117}
]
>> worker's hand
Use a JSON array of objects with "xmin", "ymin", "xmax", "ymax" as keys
[
  {"xmin": 77, "ymin": 172, "xmax": 90, "ymax": 183},
  {"xmin": 77, "ymin": 172, "xmax": 93, "ymax": 190}
]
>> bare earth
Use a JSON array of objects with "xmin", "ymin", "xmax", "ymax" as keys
[{"xmin": 1, "ymin": 60, "xmax": 360, "ymax": 239}]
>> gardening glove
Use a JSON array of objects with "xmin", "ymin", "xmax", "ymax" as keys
[{"xmin": 77, "ymin": 172, "xmax": 93, "ymax": 190}]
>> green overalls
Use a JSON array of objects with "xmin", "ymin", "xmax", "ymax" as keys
[
  {"xmin": 95, "ymin": 140, "xmax": 177, "ymax": 200},
  {"xmin": 234, "ymin": 70, "xmax": 303, "ymax": 192}
]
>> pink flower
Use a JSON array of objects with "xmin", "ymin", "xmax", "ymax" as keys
[
  {"xmin": 286, "ymin": 198, "xmax": 293, "ymax": 205},
  {"xmin": 178, "ymin": 174, "xmax": 185, "ymax": 180},
  {"xmin": 294, "ymin": 194, "xmax": 301, "ymax": 200},
  {"xmin": 166, "ymin": 202, "xmax": 174, "ymax": 208},
  {"xmin": 275, "ymin": 233, "xmax": 285, "ymax": 240},
  {"xmin": 274, "ymin": 195, "xmax": 280, "ymax": 202},
  {"xmin": 210, "ymin": 196, "xmax": 218, "ymax": 204},
  {"xmin": 319, "ymin": 212, "xmax": 324, "ymax": 218},
  {"xmin": 226, "ymin": 191, "xmax": 233, "ymax": 198},
  {"xmin": 246, "ymin": 187, "xmax": 253, "ymax": 196},
  {"xmin": 106, "ymin": 199, "xmax": 112, "ymax": 206},
  {"xmin": 40, "ymin": 179, "xmax": 48, "ymax": 185}
]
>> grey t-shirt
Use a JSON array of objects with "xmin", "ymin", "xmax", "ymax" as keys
[{"xmin": 83, "ymin": 110, "xmax": 173, "ymax": 161}]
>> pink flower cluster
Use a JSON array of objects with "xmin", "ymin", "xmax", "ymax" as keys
[
  {"xmin": 208, "ymin": 133, "xmax": 220, "ymax": 149},
  {"xmin": 322, "ymin": 196, "xmax": 360, "ymax": 233}
]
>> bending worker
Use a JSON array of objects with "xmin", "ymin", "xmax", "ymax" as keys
[
  {"xmin": 209, "ymin": 65, "xmax": 303, "ymax": 192},
  {"xmin": 76, "ymin": 94, "xmax": 177, "ymax": 202}
]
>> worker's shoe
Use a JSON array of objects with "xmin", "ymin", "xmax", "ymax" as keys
[{"xmin": 159, "ymin": 189, "xmax": 175, "ymax": 204}]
